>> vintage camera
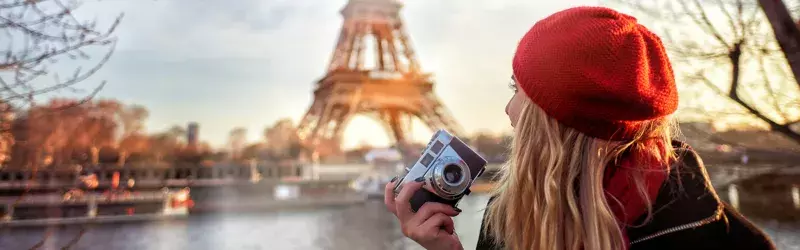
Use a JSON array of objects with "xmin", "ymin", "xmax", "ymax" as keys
[{"xmin": 393, "ymin": 129, "xmax": 488, "ymax": 212}]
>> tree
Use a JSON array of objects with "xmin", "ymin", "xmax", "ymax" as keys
[
  {"xmin": 1, "ymin": 0, "xmax": 122, "ymax": 110},
  {"xmin": 228, "ymin": 127, "xmax": 247, "ymax": 160},
  {"xmin": 115, "ymin": 104, "xmax": 148, "ymax": 165},
  {"xmin": 146, "ymin": 134, "xmax": 176, "ymax": 164},
  {"xmin": 9, "ymin": 99, "xmax": 121, "ymax": 167},
  {"xmin": 174, "ymin": 141, "xmax": 212, "ymax": 165},
  {"xmin": 758, "ymin": 0, "xmax": 800, "ymax": 89},
  {"xmin": 3, "ymin": 99, "xmax": 158, "ymax": 168},
  {"xmin": 264, "ymin": 118, "xmax": 304, "ymax": 160},
  {"xmin": 146, "ymin": 126, "xmax": 185, "ymax": 164},
  {"xmin": 615, "ymin": 0, "xmax": 800, "ymax": 145},
  {"xmin": 0, "ymin": 102, "xmax": 13, "ymax": 165},
  {"xmin": 1, "ymin": 0, "xmax": 122, "ymax": 170},
  {"xmin": 167, "ymin": 125, "xmax": 186, "ymax": 143},
  {"xmin": 28, "ymin": 99, "xmax": 93, "ymax": 166},
  {"xmin": 240, "ymin": 142, "xmax": 265, "ymax": 161},
  {"xmin": 76, "ymin": 115, "xmax": 116, "ymax": 164},
  {"xmin": 116, "ymin": 104, "xmax": 148, "ymax": 137},
  {"xmin": 117, "ymin": 133, "xmax": 148, "ymax": 165}
]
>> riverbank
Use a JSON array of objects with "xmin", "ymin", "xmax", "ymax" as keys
[
  {"xmin": 190, "ymin": 194, "xmax": 367, "ymax": 213},
  {"xmin": 1, "ymin": 194, "xmax": 796, "ymax": 250},
  {"xmin": 0, "ymin": 213, "xmax": 188, "ymax": 228},
  {"xmin": 470, "ymin": 181, "xmax": 495, "ymax": 194}
]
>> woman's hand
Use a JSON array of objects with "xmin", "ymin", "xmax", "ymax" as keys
[{"xmin": 384, "ymin": 178, "xmax": 464, "ymax": 250}]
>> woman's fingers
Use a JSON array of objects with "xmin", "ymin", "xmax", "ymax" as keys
[
  {"xmin": 418, "ymin": 213, "xmax": 456, "ymax": 239},
  {"xmin": 388, "ymin": 178, "xmax": 462, "ymax": 248},
  {"xmin": 384, "ymin": 179, "xmax": 397, "ymax": 214},
  {"xmin": 394, "ymin": 181, "xmax": 424, "ymax": 221},
  {"xmin": 408, "ymin": 202, "xmax": 460, "ymax": 228}
]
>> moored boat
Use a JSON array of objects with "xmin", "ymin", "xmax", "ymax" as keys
[
  {"xmin": 1, "ymin": 188, "xmax": 192, "ymax": 227},
  {"xmin": 0, "ymin": 162, "xmax": 368, "ymax": 225}
]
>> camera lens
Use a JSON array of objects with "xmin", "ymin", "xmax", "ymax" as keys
[
  {"xmin": 443, "ymin": 164, "xmax": 463, "ymax": 185},
  {"xmin": 428, "ymin": 158, "xmax": 471, "ymax": 199}
]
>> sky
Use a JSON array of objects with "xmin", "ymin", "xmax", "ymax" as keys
[{"xmin": 44, "ymin": 0, "xmax": 603, "ymax": 149}]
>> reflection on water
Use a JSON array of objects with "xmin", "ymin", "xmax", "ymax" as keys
[
  {"xmin": 728, "ymin": 184, "xmax": 740, "ymax": 209},
  {"xmin": 0, "ymin": 194, "xmax": 797, "ymax": 250},
  {"xmin": 722, "ymin": 183, "xmax": 800, "ymax": 223}
]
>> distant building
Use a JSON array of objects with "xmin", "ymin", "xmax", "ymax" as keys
[
  {"xmin": 364, "ymin": 148, "xmax": 402, "ymax": 163},
  {"xmin": 187, "ymin": 122, "xmax": 199, "ymax": 146}
]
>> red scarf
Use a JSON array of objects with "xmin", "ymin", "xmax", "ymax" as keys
[{"xmin": 603, "ymin": 145, "xmax": 669, "ymax": 249}]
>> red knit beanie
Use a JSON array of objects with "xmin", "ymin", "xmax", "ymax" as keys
[{"xmin": 513, "ymin": 6, "xmax": 678, "ymax": 140}]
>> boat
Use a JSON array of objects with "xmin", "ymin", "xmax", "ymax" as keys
[
  {"xmin": 0, "ymin": 162, "xmax": 367, "ymax": 225},
  {"xmin": 350, "ymin": 172, "xmax": 394, "ymax": 199},
  {"xmin": 349, "ymin": 148, "xmax": 406, "ymax": 199},
  {"xmin": 1, "ymin": 188, "xmax": 192, "ymax": 227}
]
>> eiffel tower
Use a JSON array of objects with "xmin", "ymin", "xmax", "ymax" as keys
[{"xmin": 296, "ymin": 0, "xmax": 462, "ymax": 158}]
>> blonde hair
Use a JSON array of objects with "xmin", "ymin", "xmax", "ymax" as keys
[{"xmin": 483, "ymin": 97, "xmax": 678, "ymax": 250}]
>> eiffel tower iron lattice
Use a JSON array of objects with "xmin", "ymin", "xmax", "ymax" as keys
[{"xmin": 296, "ymin": 0, "xmax": 463, "ymax": 156}]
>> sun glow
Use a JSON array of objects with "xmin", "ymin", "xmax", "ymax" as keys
[{"xmin": 341, "ymin": 115, "xmax": 435, "ymax": 150}]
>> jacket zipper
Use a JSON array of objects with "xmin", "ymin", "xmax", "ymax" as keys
[{"xmin": 629, "ymin": 204, "xmax": 725, "ymax": 245}]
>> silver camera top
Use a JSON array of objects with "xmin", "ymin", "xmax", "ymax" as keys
[{"xmin": 393, "ymin": 129, "xmax": 483, "ymax": 201}]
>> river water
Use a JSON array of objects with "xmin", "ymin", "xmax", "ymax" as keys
[{"xmin": 0, "ymin": 194, "xmax": 798, "ymax": 250}]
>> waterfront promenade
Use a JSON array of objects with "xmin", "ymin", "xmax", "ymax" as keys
[
  {"xmin": 0, "ymin": 194, "xmax": 798, "ymax": 250},
  {"xmin": 0, "ymin": 162, "xmax": 797, "ymax": 249}
]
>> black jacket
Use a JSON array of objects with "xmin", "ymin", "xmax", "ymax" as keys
[{"xmin": 476, "ymin": 142, "xmax": 776, "ymax": 250}]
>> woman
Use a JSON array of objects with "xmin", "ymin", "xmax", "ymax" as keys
[{"xmin": 383, "ymin": 6, "xmax": 776, "ymax": 250}]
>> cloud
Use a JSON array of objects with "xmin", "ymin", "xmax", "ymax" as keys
[
  {"xmin": 61, "ymin": 0, "xmax": 599, "ymax": 147},
  {"xmin": 401, "ymin": 0, "xmax": 600, "ymax": 134},
  {"xmin": 108, "ymin": 0, "xmax": 345, "ymax": 59}
]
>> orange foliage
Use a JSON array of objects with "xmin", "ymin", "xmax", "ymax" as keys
[
  {"xmin": 3, "ymin": 98, "xmax": 226, "ymax": 168},
  {"xmin": 7, "ymin": 99, "xmax": 149, "ymax": 168}
]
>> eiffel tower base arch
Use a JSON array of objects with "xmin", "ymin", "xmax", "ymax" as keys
[{"xmin": 296, "ymin": 0, "xmax": 463, "ymax": 162}]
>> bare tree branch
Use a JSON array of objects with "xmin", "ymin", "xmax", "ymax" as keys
[
  {"xmin": 690, "ymin": 71, "xmax": 726, "ymax": 95},
  {"xmin": 614, "ymin": 0, "xmax": 800, "ymax": 145},
  {"xmin": 679, "ymin": 0, "xmax": 731, "ymax": 47},
  {"xmin": 716, "ymin": 0, "xmax": 742, "ymax": 39},
  {"xmin": 682, "ymin": 105, "xmax": 751, "ymax": 118},
  {"xmin": 695, "ymin": 64, "xmax": 800, "ymax": 143},
  {"xmin": 758, "ymin": 0, "xmax": 800, "ymax": 90},
  {"xmin": 757, "ymin": 52, "xmax": 792, "ymax": 122},
  {"xmin": 0, "ymin": 0, "xmax": 28, "ymax": 9},
  {"xmin": 0, "ymin": 0, "xmax": 123, "ymax": 108},
  {"xmin": 0, "ymin": 0, "xmax": 122, "ymax": 246}
]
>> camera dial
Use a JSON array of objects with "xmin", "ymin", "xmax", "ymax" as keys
[{"xmin": 429, "ymin": 156, "xmax": 471, "ymax": 199}]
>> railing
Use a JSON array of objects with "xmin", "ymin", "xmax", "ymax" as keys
[
  {"xmin": 0, "ymin": 163, "xmax": 372, "ymax": 224},
  {"xmin": 0, "ymin": 192, "xmax": 167, "ymax": 206},
  {"xmin": 706, "ymin": 165, "xmax": 787, "ymax": 187},
  {"xmin": 0, "ymin": 163, "xmax": 307, "ymax": 190},
  {"xmin": 0, "ymin": 190, "xmax": 187, "ymax": 223}
]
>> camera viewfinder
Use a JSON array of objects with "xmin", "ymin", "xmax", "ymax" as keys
[
  {"xmin": 430, "ymin": 141, "xmax": 444, "ymax": 154},
  {"xmin": 420, "ymin": 153, "xmax": 435, "ymax": 167}
]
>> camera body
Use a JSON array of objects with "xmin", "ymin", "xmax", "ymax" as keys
[{"xmin": 393, "ymin": 129, "xmax": 488, "ymax": 212}]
